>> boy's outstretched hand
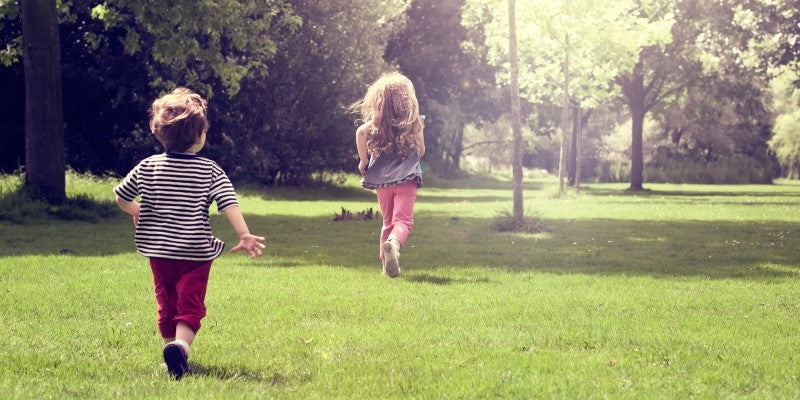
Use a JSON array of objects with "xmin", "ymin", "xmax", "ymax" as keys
[{"xmin": 231, "ymin": 233, "xmax": 266, "ymax": 258}]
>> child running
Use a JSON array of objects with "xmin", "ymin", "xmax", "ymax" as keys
[
  {"xmin": 354, "ymin": 72, "xmax": 425, "ymax": 278},
  {"xmin": 113, "ymin": 87, "xmax": 265, "ymax": 380}
]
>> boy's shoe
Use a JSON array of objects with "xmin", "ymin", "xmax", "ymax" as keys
[
  {"xmin": 163, "ymin": 343, "xmax": 191, "ymax": 380},
  {"xmin": 382, "ymin": 239, "xmax": 401, "ymax": 278}
]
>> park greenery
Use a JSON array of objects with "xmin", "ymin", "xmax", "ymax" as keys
[{"xmin": 2, "ymin": 0, "xmax": 800, "ymax": 396}]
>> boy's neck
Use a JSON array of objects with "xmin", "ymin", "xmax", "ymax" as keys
[{"xmin": 166, "ymin": 151, "xmax": 198, "ymax": 158}]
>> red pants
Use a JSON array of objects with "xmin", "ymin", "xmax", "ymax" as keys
[{"xmin": 149, "ymin": 257, "xmax": 213, "ymax": 338}]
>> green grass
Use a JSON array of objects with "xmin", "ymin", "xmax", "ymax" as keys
[{"xmin": 1, "ymin": 173, "xmax": 800, "ymax": 398}]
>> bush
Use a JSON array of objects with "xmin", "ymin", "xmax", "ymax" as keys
[
  {"xmin": 491, "ymin": 210, "xmax": 547, "ymax": 233},
  {"xmin": 594, "ymin": 160, "xmax": 630, "ymax": 183},
  {"xmin": 645, "ymin": 155, "xmax": 773, "ymax": 184}
]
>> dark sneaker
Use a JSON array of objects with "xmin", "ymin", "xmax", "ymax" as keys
[
  {"xmin": 382, "ymin": 239, "xmax": 400, "ymax": 278},
  {"xmin": 163, "ymin": 343, "xmax": 191, "ymax": 380}
]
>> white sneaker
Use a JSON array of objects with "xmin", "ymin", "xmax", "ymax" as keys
[{"xmin": 382, "ymin": 239, "xmax": 400, "ymax": 278}]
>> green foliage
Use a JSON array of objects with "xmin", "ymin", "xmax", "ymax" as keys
[
  {"xmin": 89, "ymin": 0, "xmax": 298, "ymax": 97},
  {"xmin": 386, "ymin": 0, "xmax": 502, "ymax": 173},
  {"xmin": 768, "ymin": 68, "xmax": 800, "ymax": 178},
  {"xmin": 0, "ymin": 0, "xmax": 20, "ymax": 66},
  {"xmin": 207, "ymin": 0, "xmax": 405, "ymax": 184},
  {"xmin": 464, "ymin": 0, "xmax": 674, "ymax": 107}
]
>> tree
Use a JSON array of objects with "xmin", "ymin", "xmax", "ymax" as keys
[
  {"xmin": 1, "ymin": 0, "xmax": 296, "ymax": 181},
  {"xmin": 768, "ymin": 68, "xmax": 800, "ymax": 178},
  {"xmin": 208, "ymin": 0, "xmax": 404, "ymax": 184},
  {"xmin": 386, "ymin": 0, "xmax": 500, "ymax": 174},
  {"xmin": 508, "ymin": 0, "xmax": 523, "ymax": 222},
  {"xmin": 21, "ymin": 0, "xmax": 65, "ymax": 203},
  {"xmin": 465, "ymin": 0, "xmax": 673, "ymax": 191}
]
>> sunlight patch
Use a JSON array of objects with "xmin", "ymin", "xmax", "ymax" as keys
[
  {"xmin": 759, "ymin": 263, "xmax": 800, "ymax": 275},
  {"xmin": 626, "ymin": 236, "xmax": 666, "ymax": 242}
]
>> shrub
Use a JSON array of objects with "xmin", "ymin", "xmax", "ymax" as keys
[
  {"xmin": 645, "ymin": 155, "xmax": 773, "ymax": 184},
  {"xmin": 491, "ymin": 210, "xmax": 547, "ymax": 233}
]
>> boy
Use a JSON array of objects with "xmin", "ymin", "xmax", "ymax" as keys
[{"xmin": 114, "ymin": 87, "xmax": 265, "ymax": 380}]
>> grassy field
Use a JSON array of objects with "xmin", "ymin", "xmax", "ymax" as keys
[{"xmin": 1, "ymin": 173, "xmax": 799, "ymax": 398}]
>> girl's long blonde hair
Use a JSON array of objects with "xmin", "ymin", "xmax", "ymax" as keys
[{"xmin": 355, "ymin": 72, "xmax": 424, "ymax": 159}]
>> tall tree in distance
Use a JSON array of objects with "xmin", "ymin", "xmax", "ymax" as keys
[
  {"xmin": 508, "ymin": 0, "xmax": 523, "ymax": 222},
  {"xmin": 22, "ymin": 0, "xmax": 65, "ymax": 203},
  {"xmin": 386, "ymin": 0, "xmax": 500, "ymax": 174},
  {"xmin": 557, "ymin": 0, "xmax": 570, "ymax": 192}
]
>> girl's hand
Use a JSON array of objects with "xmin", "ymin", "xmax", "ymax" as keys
[
  {"xmin": 358, "ymin": 159, "xmax": 368, "ymax": 176},
  {"xmin": 230, "ymin": 233, "xmax": 266, "ymax": 258}
]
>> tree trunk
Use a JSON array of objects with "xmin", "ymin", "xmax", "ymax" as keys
[
  {"xmin": 558, "ymin": 0, "xmax": 570, "ymax": 192},
  {"xmin": 622, "ymin": 62, "xmax": 646, "ymax": 191},
  {"xmin": 568, "ymin": 105, "xmax": 578, "ymax": 186},
  {"xmin": 630, "ymin": 105, "xmax": 645, "ymax": 190},
  {"xmin": 451, "ymin": 125, "xmax": 464, "ymax": 171},
  {"xmin": 575, "ymin": 107, "xmax": 583, "ymax": 190},
  {"xmin": 22, "ymin": 0, "xmax": 65, "ymax": 203},
  {"xmin": 508, "ymin": 0, "xmax": 523, "ymax": 223}
]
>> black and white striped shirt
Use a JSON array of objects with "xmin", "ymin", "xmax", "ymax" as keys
[{"xmin": 114, "ymin": 152, "xmax": 239, "ymax": 261}]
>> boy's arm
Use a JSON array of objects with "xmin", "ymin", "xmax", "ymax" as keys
[
  {"xmin": 223, "ymin": 205, "xmax": 266, "ymax": 258},
  {"xmin": 356, "ymin": 123, "xmax": 370, "ymax": 176},
  {"xmin": 115, "ymin": 195, "xmax": 140, "ymax": 226}
]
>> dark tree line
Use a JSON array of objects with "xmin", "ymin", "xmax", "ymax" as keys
[{"xmin": 2, "ymin": 0, "xmax": 800, "ymax": 203}]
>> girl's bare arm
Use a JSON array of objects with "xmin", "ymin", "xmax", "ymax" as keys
[{"xmin": 356, "ymin": 123, "xmax": 371, "ymax": 175}]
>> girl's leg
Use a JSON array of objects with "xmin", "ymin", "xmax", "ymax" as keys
[
  {"xmin": 387, "ymin": 181, "xmax": 418, "ymax": 246},
  {"xmin": 376, "ymin": 187, "xmax": 396, "ymax": 260}
]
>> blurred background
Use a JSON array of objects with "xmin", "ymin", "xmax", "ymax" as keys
[{"xmin": 1, "ymin": 0, "xmax": 799, "ymax": 187}]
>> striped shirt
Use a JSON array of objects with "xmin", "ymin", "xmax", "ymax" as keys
[{"xmin": 113, "ymin": 152, "xmax": 239, "ymax": 261}]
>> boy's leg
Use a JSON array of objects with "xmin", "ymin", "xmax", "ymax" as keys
[
  {"xmin": 376, "ymin": 187, "xmax": 396, "ymax": 261},
  {"xmin": 150, "ymin": 258, "xmax": 179, "ymax": 340},
  {"xmin": 173, "ymin": 259, "xmax": 213, "ymax": 355},
  {"xmin": 162, "ymin": 259, "xmax": 211, "ymax": 380}
]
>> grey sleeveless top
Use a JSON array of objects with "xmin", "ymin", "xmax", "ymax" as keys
[{"xmin": 361, "ymin": 150, "xmax": 423, "ymax": 190}]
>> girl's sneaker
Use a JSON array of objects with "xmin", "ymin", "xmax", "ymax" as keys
[
  {"xmin": 382, "ymin": 239, "xmax": 400, "ymax": 278},
  {"xmin": 163, "ymin": 343, "xmax": 191, "ymax": 380}
]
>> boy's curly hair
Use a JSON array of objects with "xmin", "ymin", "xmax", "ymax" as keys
[
  {"xmin": 354, "ymin": 72, "xmax": 423, "ymax": 159},
  {"xmin": 149, "ymin": 87, "xmax": 208, "ymax": 152}
]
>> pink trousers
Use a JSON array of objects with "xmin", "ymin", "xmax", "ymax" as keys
[{"xmin": 376, "ymin": 181, "xmax": 418, "ymax": 260}]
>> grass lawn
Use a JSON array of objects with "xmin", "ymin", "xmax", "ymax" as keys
[{"xmin": 1, "ymin": 173, "xmax": 799, "ymax": 398}]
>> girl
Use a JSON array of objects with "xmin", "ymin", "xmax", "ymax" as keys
[{"xmin": 354, "ymin": 72, "xmax": 425, "ymax": 278}]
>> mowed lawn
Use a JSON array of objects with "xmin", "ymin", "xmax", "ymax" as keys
[{"xmin": 1, "ymin": 174, "xmax": 799, "ymax": 398}]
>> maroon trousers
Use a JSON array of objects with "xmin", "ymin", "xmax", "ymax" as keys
[{"xmin": 149, "ymin": 257, "xmax": 213, "ymax": 338}]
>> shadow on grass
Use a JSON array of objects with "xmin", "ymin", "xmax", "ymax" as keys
[
  {"xmin": 582, "ymin": 186, "xmax": 800, "ymax": 198},
  {"xmin": 239, "ymin": 183, "xmax": 375, "ymax": 202},
  {"xmin": 2, "ymin": 214, "xmax": 798, "ymax": 281},
  {"xmin": 191, "ymin": 363, "xmax": 299, "ymax": 385},
  {"xmin": 405, "ymin": 273, "xmax": 491, "ymax": 285}
]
